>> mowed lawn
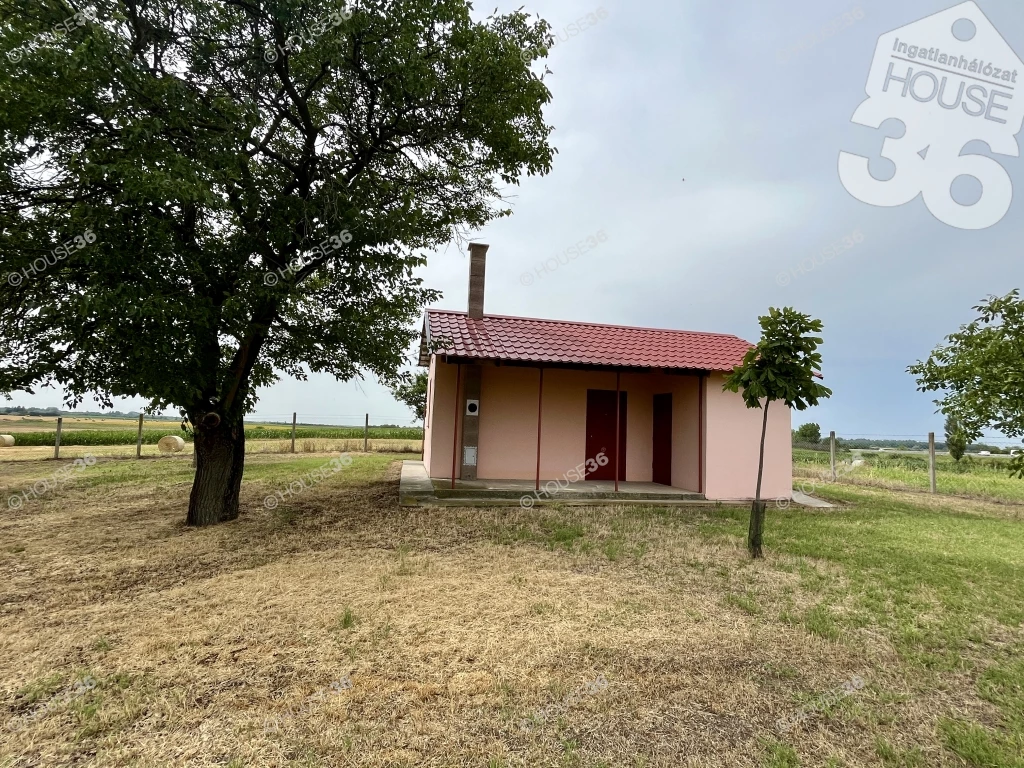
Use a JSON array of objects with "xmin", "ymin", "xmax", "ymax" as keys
[{"xmin": 1, "ymin": 455, "xmax": 1022, "ymax": 767}]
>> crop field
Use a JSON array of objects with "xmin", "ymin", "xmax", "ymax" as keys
[
  {"xmin": 0, "ymin": 416, "xmax": 181, "ymax": 433},
  {"xmin": 794, "ymin": 448, "xmax": 1024, "ymax": 506},
  {"xmin": 1, "ymin": 452, "xmax": 1023, "ymax": 767},
  {"xmin": 4, "ymin": 426, "xmax": 423, "ymax": 448}
]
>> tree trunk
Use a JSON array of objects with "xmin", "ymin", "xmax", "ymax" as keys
[
  {"xmin": 187, "ymin": 418, "xmax": 246, "ymax": 526},
  {"xmin": 748, "ymin": 401, "xmax": 770, "ymax": 559}
]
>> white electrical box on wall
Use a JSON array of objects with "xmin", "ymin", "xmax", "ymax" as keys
[
  {"xmin": 463, "ymin": 446, "xmax": 478, "ymax": 466},
  {"xmin": 465, "ymin": 399, "xmax": 480, "ymax": 416}
]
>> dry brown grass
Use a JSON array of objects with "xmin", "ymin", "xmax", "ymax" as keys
[{"xmin": 0, "ymin": 455, "xmax": 1016, "ymax": 767}]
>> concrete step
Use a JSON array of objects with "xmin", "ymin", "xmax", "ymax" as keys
[
  {"xmin": 416, "ymin": 497, "xmax": 727, "ymax": 508},
  {"xmin": 432, "ymin": 487, "xmax": 706, "ymax": 501}
]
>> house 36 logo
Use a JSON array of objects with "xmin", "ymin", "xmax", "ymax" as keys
[{"xmin": 839, "ymin": 2, "xmax": 1023, "ymax": 230}]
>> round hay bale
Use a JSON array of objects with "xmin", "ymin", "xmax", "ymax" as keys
[
  {"xmin": 157, "ymin": 435, "xmax": 185, "ymax": 454},
  {"xmin": 0, "ymin": 434, "xmax": 14, "ymax": 447}
]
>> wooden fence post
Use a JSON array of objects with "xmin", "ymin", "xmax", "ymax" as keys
[
  {"xmin": 136, "ymin": 414, "xmax": 144, "ymax": 459},
  {"xmin": 54, "ymin": 417, "xmax": 63, "ymax": 459},
  {"xmin": 830, "ymin": 431, "xmax": 837, "ymax": 482},
  {"xmin": 364, "ymin": 414, "xmax": 369, "ymax": 453},
  {"xmin": 291, "ymin": 412, "xmax": 296, "ymax": 454},
  {"xmin": 929, "ymin": 432, "xmax": 937, "ymax": 493}
]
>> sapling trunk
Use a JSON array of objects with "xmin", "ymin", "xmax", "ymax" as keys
[{"xmin": 748, "ymin": 401, "xmax": 770, "ymax": 559}]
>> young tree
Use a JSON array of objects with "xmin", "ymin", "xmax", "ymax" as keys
[
  {"xmin": 724, "ymin": 308, "xmax": 832, "ymax": 558},
  {"xmin": 392, "ymin": 370, "xmax": 428, "ymax": 423},
  {"xmin": 0, "ymin": 0, "xmax": 555, "ymax": 525},
  {"xmin": 908, "ymin": 291, "xmax": 1023, "ymax": 478},
  {"xmin": 793, "ymin": 422, "xmax": 821, "ymax": 444},
  {"xmin": 943, "ymin": 414, "xmax": 969, "ymax": 463}
]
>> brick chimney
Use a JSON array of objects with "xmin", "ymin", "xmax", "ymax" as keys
[{"xmin": 467, "ymin": 243, "xmax": 488, "ymax": 319}]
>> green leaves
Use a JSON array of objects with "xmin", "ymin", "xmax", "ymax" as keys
[
  {"xmin": 0, "ymin": 0, "xmax": 556, "ymax": 424},
  {"xmin": 723, "ymin": 307, "xmax": 833, "ymax": 412},
  {"xmin": 391, "ymin": 370, "xmax": 428, "ymax": 422},
  {"xmin": 909, "ymin": 291, "xmax": 1024, "ymax": 471}
]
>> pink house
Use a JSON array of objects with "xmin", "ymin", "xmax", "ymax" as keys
[{"xmin": 417, "ymin": 244, "xmax": 792, "ymax": 501}]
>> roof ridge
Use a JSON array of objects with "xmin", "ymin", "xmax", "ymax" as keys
[{"xmin": 425, "ymin": 308, "xmax": 749, "ymax": 342}]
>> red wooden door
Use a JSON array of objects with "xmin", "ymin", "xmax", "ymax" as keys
[
  {"xmin": 652, "ymin": 393, "xmax": 672, "ymax": 486},
  {"xmin": 585, "ymin": 390, "xmax": 627, "ymax": 481}
]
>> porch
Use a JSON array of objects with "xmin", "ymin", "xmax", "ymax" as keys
[{"xmin": 400, "ymin": 461, "xmax": 708, "ymax": 507}]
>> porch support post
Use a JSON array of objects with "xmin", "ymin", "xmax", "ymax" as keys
[
  {"xmin": 535, "ymin": 367, "xmax": 544, "ymax": 492},
  {"xmin": 614, "ymin": 370, "xmax": 621, "ymax": 492},
  {"xmin": 698, "ymin": 374, "xmax": 705, "ymax": 495},
  {"xmin": 450, "ymin": 363, "xmax": 462, "ymax": 489}
]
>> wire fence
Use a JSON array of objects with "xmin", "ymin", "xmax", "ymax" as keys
[{"xmin": 0, "ymin": 412, "xmax": 424, "ymax": 459}]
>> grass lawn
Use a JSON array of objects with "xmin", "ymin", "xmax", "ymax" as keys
[
  {"xmin": 1, "ymin": 454, "xmax": 1022, "ymax": 767},
  {"xmin": 794, "ymin": 450, "xmax": 1024, "ymax": 506}
]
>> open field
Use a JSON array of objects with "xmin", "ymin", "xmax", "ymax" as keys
[
  {"xmin": 794, "ymin": 449, "xmax": 1024, "ymax": 506},
  {"xmin": 0, "ymin": 416, "xmax": 181, "ymax": 433},
  {"xmin": 2, "ymin": 454, "xmax": 1022, "ymax": 767},
  {"xmin": 1, "ymin": 426, "xmax": 423, "ymax": 446},
  {"xmin": 0, "ymin": 439, "xmax": 422, "ymax": 462}
]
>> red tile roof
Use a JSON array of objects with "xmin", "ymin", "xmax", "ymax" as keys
[{"xmin": 421, "ymin": 310, "xmax": 752, "ymax": 371}]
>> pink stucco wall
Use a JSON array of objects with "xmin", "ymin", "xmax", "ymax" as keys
[
  {"xmin": 425, "ymin": 357, "xmax": 461, "ymax": 483},
  {"xmin": 422, "ymin": 360, "xmax": 792, "ymax": 500},
  {"xmin": 703, "ymin": 373, "xmax": 792, "ymax": 500},
  {"xmin": 425, "ymin": 361, "xmax": 705, "ymax": 490},
  {"xmin": 422, "ymin": 355, "xmax": 437, "ymax": 471}
]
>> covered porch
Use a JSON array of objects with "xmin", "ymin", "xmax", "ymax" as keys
[
  {"xmin": 400, "ymin": 460, "xmax": 707, "ymax": 507},
  {"xmin": 424, "ymin": 359, "xmax": 708, "ymax": 493}
]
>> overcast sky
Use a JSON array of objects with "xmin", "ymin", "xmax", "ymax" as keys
[{"xmin": 14, "ymin": 0, "xmax": 1024, "ymax": 445}]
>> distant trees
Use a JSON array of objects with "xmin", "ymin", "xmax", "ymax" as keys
[
  {"xmin": 793, "ymin": 423, "xmax": 822, "ymax": 444},
  {"xmin": 724, "ymin": 307, "xmax": 832, "ymax": 559},
  {"xmin": 0, "ymin": 406, "xmax": 59, "ymax": 416},
  {"xmin": 908, "ymin": 291, "xmax": 1023, "ymax": 478}
]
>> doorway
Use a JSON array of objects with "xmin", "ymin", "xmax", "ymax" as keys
[
  {"xmin": 585, "ymin": 389, "xmax": 627, "ymax": 481},
  {"xmin": 653, "ymin": 393, "xmax": 672, "ymax": 486}
]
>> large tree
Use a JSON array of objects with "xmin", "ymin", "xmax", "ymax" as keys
[
  {"xmin": 909, "ymin": 291, "xmax": 1023, "ymax": 477},
  {"xmin": 0, "ymin": 0, "xmax": 555, "ymax": 524},
  {"xmin": 724, "ymin": 307, "xmax": 832, "ymax": 559}
]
